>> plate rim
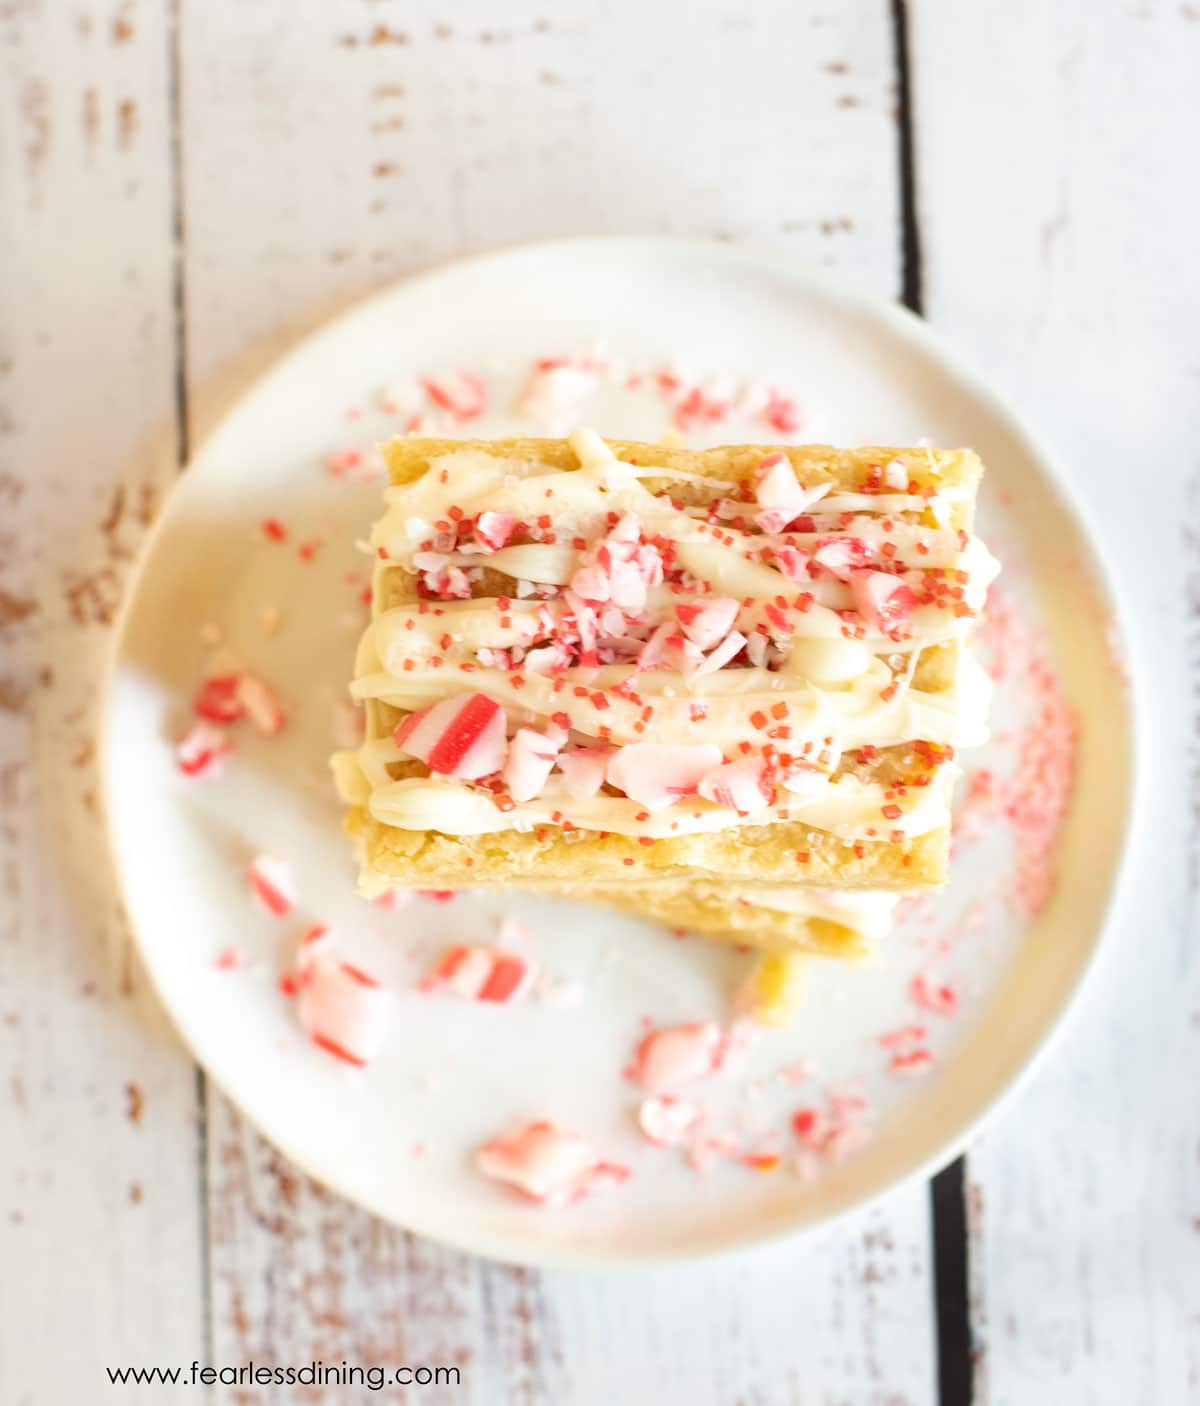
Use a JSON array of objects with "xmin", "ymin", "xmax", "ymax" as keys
[{"xmin": 97, "ymin": 234, "xmax": 1141, "ymax": 1267}]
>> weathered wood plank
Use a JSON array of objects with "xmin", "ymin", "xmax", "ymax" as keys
[
  {"xmin": 911, "ymin": 2, "xmax": 1200, "ymax": 1400},
  {"xmin": 181, "ymin": 2, "xmax": 938, "ymax": 1401},
  {"xmin": 0, "ymin": 1, "xmax": 205, "ymax": 1400}
]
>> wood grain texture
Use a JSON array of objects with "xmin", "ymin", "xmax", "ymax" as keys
[
  {"xmin": 178, "ymin": 3, "xmax": 938, "ymax": 1402},
  {"xmin": 178, "ymin": 0, "xmax": 903, "ymax": 435},
  {"xmin": 211, "ymin": 1103, "xmax": 935, "ymax": 1406},
  {"xmin": 911, "ymin": 2, "xmax": 1200, "ymax": 1401},
  {"xmin": 0, "ymin": 1, "xmax": 204, "ymax": 1401}
]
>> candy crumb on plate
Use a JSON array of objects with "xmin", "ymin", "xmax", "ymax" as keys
[{"xmin": 477, "ymin": 1121, "xmax": 631, "ymax": 1208}]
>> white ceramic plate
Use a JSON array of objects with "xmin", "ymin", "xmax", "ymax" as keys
[{"xmin": 102, "ymin": 238, "xmax": 1134, "ymax": 1266}]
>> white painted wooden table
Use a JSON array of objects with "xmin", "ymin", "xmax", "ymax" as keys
[{"xmin": 2, "ymin": 3, "xmax": 1196, "ymax": 1402}]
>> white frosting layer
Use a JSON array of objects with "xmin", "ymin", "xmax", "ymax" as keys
[{"xmin": 733, "ymin": 886, "xmax": 900, "ymax": 939}]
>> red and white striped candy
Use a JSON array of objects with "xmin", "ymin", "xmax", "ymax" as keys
[
  {"xmin": 247, "ymin": 854, "xmax": 296, "ymax": 918},
  {"xmin": 779, "ymin": 760, "xmax": 832, "ymax": 801},
  {"xmin": 394, "ymin": 693, "xmax": 507, "ymax": 779},
  {"xmin": 502, "ymin": 726, "xmax": 565, "ymax": 802},
  {"xmin": 813, "ymin": 536, "xmax": 871, "ymax": 582},
  {"xmin": 518, "ymin": 361, "xmax": 600, "ymax": 426},
  {"xmin": 277, "ymin": 923, "xmax": 333, "ymax": 994},
  {"xmin": 194, "ymin": 674, "xmax": 243, "ymax": 723},
  {"xmin": 688, "ymin": 629, "xmax": 747, "ymax": 681},
  {"xmin": 422, "ymin": 944, "xmax": 535, "ymax": 1003},
  {"xmin": 772, "ymin": 544, "xmax": 811, "ymax": 581},
  {"xmin": 753, "ymin": 453, "xmax": 829, "ymax": 532},
  {"xmin": 850, "ymin": 568, "xmax": 918, "ymax": 634},
  {"xmin": 420, "ymin": 562, "xmax": 472, "ymax": 599},
  {"xmin": 326, "ymin": 446, "xmax": 382, "ymax": 482},
  {"xmin": 422, "ymin": 368, "xmax": 487, "ymax": 421},
  {"xmin": 635, "ymin": 622, "xmax": 703, "ymax": 674},
  {"xmin": 568, "ymin": 562, "xmax": 611, "ymax": 604},
  {"xmin": 762, "ymin": 387, "xmax": 803, "ymax": 435},
  {"xmin": 791, "ymin": 1106, "xmax": 830, "ymax": 1151},
  {"xmin": 477, "ymin": 1121, "xmax": 629, "ymax": 1207},
  {"xmin": 698, "ymin": 756, "xmax": 772, "ymax": 813},
  {"xmin": 176, "ymin": 722, "xmax": 233, "ymax": 778},
  {"xmin": 632, "ymin": 1022, "xmax": 723, "ymax": 1093},
  {"xmin": 883, "ymin": 458, "xmax": 909, "ymax": 490},
  {"xmin": 909, "ymin": 971, "xmax": 957, "ymax": 1016},
  {"xmin": 236, "ymin": 673, "xmax": 286, "ymax": 735},
  {"xmin": 675, "ymin": 597, "xmax": 739, "ymax": 651},
  {"xmin": 474, "ymin": 510, "xmax": 515, "ymax": 552},
  {"xmin": 556, "ymin": 747, "xmax": 609, "ymax": 800},
  {"xmin": 570, "ymin": 520, "xmax": 658, "ymax": 616},
  {"xmin": 599, "ymin": 545, "xmax": 650, "ymax": 612},
  {"xmin": 522, "ymin": 641, "xmax": 572, "ymax": 675},
  {"xmin": 606, "ymin": 743, "xmax": 723, "ymax": 812},
  {"xmin": 638, "ymin": 1095, "xmax": 703, "ymax": 1147},
  {"xmin": 296, "ymin": 955, "xmax": 393, "ymax": 1067}
]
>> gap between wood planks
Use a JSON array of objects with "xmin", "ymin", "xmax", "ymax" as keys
[
  {"xmin": 166, "ymin": 0, "xmax": 212, "ymax": 1370},
  {"xmin": 890, "ymin": 2, "xmax": 973, "ymax": 1402}
]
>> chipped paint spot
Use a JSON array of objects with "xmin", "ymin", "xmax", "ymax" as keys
[
  {"xmin": 82, "ymin": 87, "xmax": 100, "ymax": 149},
  {"xmin": 0, "ymin": 679, "xmax": 29, "ymax": 714},
  {"xmin": 116, "ymin": 97, "xmax": 138, "ymax": 151},
  {"xmin": 0, "ymin": 591, "xmax": 36, "ymax": 628},
  {"xmin": 20, "ymin": 77, "xmax": 50, "ymax": 195},
  {"xmin": 125, "ymin": 1081, "xmax": 144, "ymax": 1124}
]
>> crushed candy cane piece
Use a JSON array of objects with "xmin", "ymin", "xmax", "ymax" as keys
[
  {"xmin": 638, "ymin": 1095, "xmax": 703, "ymax": 1147},
  {"xmin": 888, "ymin": 1048, "xmax": 935, "ymax": 1076},
  {"xmin": 762, "ymin": 387, "xmax": 803, "ymax": 435},
  {"xmin": 910, "ymin": 971, "xmax": 958, "ymax": 1016},
  {"xmin": 373, "ymin": 888, "xmax": 413, "ymax": 911},
  {"xmin": 557, "ymin": 747, "xmax": 609, "ymax": 800},
  {"xmin": 235, "ymin": 673, "xmax": 286, "ymax": 735},
  {"xmin": 753, "ymin": 453, "xmax": 829, "ymax": 532},
  {"xmin": 850, "ymin": 569, "xmax": 918, "ymax": 635},
  {"xmin": 394, "ymin": 693, "xmax": 507, "ymax": 779},
  {"xmin": 813, "ymin": 537, "xmax": 870, "ymax": 582},
  {"xmin": 502, "ymin": 725, "xmax": 565, "ymax": 802},
  {"xmin": 247, "ymin": 855, "xmax": 296, "ymax": 918},
  {"xmin": 423, "ymin": 368, "xmax": 487, "ymax": 422},
  {"xmin": 518, "ymin": 359, "xmax": 601, "ymax": 427},
  {"xmin": 194, "ymin": 674, "xmax": 243, "ymax": 723},
  {"xmin": 606, "ymin": 743, "xmax": 722, "ymax": 812},
  {"xmin": 883, "ymin": 458, "xmax": 909, "ymax": 490},
  {"xmin": 477, "ymin": 1121, "xmax": 629, "ymax": 1207},
  {"xmin": 422, "ymin": 945, "xmax": 536, "ymax": 1003},
  {"xmin": 675, "ymin": 597, "xmax": 740, "ymax": 651},
  {"xmin": 176, "ymin": 722, "xmax": 233, "ymax": 779},
  {"xmin": 475, "ymin": 510, "xmax": 515, "ymax": 552},
  {"xmin": 293, "ymin": 954, "xmax": 393, "ymax": 1067},
  {"xmin": 214, "ymin": 947, "xmax": 247, "ymax": 971},
  {"xmin": 688, "ymin": 629, "xmax": 748, "ymax": 680},
  {"xmin": 697, "ymin": 756, "xmax": 772, "ymax": 813},
  {"xmin": 631, "ymin": 1022, "xmax": 723, "ymax": 1093}
]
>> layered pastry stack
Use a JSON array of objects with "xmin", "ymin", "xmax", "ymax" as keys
[{"xmin": 334, "ymin": 432, "xmax": 998, "ymax": 994}]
